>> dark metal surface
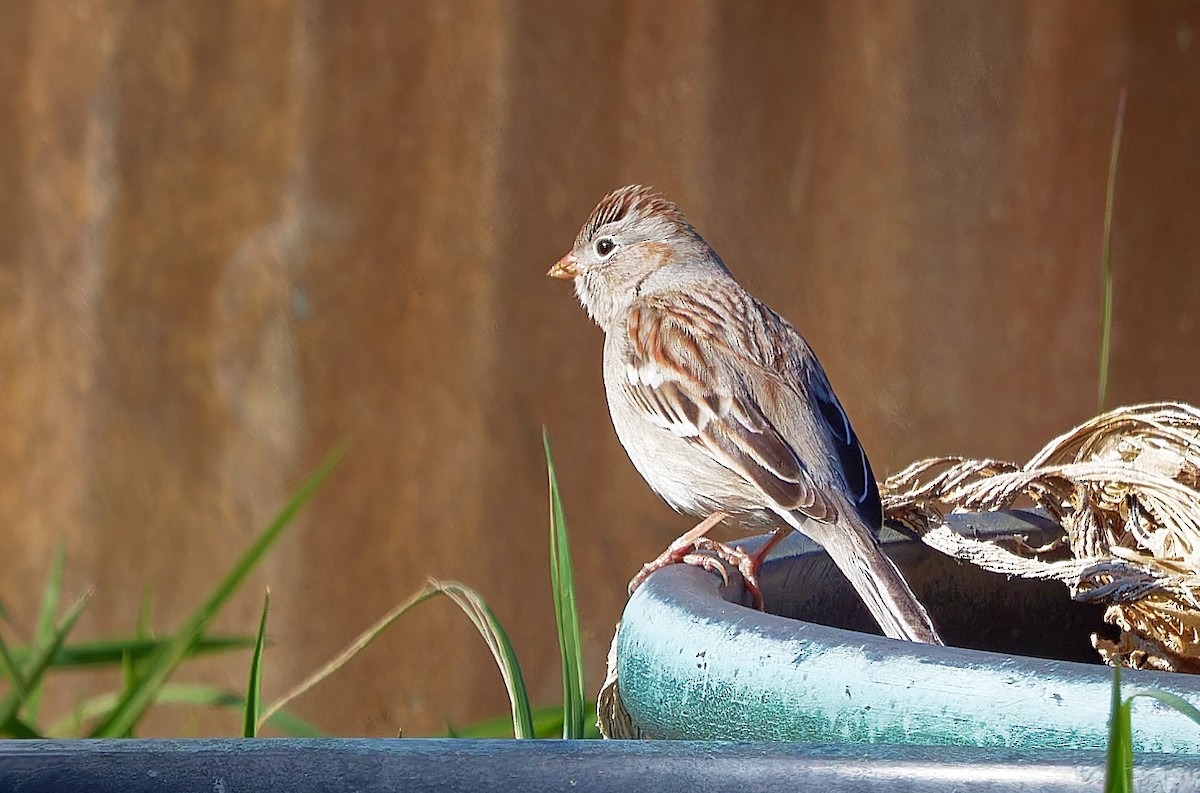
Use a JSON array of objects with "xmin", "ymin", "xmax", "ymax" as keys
[{"xmin": 2, "ymin": 738, "xmax": 1199, "ymax": 793}]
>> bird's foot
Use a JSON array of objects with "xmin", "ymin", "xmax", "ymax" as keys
[
  {"xmin": 682, "ymin": 538, "xmax": 764, "ymax": 610},
  {"xmin": 627, "ymin": 512, "xmax": 728, "ymax": 595},
  {"xmin": 627, "ymin": 511, "xmax": 764, "ymax": 609}
]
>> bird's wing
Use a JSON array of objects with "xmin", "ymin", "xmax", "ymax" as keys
[
  {"xmin": 623, "ymin": 293, "xmax": 936, "ymax": 643},
  {"xmin": 771, "ymin": 316, "xmax": 883, "ymax": 530},
  {"xmin": 621, "ymin": 294, "xmax": 834, "ymax": 523}
]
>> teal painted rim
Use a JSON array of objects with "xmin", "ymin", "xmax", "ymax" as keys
[{"xmin": 616, "ymin": 511, "xmax": 1200, "ymax": 751}]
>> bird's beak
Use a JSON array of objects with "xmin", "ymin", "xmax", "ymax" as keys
[{"xmin": 547, "ymin": 252, "xmax": 579, "ymax": 280}]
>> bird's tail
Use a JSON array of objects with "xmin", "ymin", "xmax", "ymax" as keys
[{"xmin": 802, "ymin": 508, "xmax": 944, "ymax": 645}]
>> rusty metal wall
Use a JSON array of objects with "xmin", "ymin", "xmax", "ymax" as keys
[{"xmin": 1, "ymin": 0, "xmax": 1198, "ymax": 736}]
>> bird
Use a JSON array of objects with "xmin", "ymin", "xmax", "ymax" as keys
[{"xmin": 547, "ymin": 184, "xmax": 942, "ymax": 644}]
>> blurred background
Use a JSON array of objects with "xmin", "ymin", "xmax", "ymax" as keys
[{"xmin": 2, "ymin": 0, "xmax": 1198, "ymax": 737}]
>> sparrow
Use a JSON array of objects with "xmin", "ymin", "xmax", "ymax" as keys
[{"xmin": 548, "ymin": 185, "xmax": 942, "ymax": 644}]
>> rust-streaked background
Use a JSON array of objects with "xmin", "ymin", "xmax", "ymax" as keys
[{"xmin": 2, "ymin": 1, "xmax": 1198, "ymax": 736}]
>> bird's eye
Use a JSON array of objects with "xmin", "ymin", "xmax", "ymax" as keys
[{"xmin": 594, "ymin": 237, "xmax": 616, "ymax": 257}]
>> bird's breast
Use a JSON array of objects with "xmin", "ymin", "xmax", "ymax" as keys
[{"xmin": 602, "ymin": 354, "xmax": 778, "ymax": 527}]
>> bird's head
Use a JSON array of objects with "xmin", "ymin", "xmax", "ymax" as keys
[{"xmin": 548, "ymin": 185, "xmax": 722, "ymax": 330}]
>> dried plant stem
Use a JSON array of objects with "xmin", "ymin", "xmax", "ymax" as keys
[
  {"xmin": 258, "ymin": 585, "xmax": 442, "ymax": 728},
  {"xmin": 884, "ymin": 401, "xmax": 1200, "ymax": 671}
]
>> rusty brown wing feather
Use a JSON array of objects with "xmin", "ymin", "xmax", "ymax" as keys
[{"xmin": 623, "ymin": 296, "xmax": 834, "ymax": 522}]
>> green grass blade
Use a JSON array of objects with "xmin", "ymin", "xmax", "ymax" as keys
[
  {"xmin": 1105, "ymin": 663, "xmax": 1134, "ymax": 793},
  {"xmin": 35, "ymin": 541, "xmax": 67, "ymax": 649},
  {"xmin": 445, "ymin": 709, "xmax": 556, "ymax": 739},
  {"xmin": 0, "ymin": 592, "xmax": 90, "ymax": 736},
  {"xmin": 48, "ymin": 683, "xmax": 325, "ymax": 738},
  {"xmin": 118, "ymin": 648, "xmax": 135, "ymax": 731},
  {"xmin": 122, "ymin": 589, "xmax": 153, "ymax": 701},
  {"xmin": 432, "ymin": 581, "xmax": 534, "ymax": 739},
  {"xmin": 8, "ymin": 635, "xmax": 257, "ymax": 670},
  {"xmin": 124, "ymin": 586, "xmax": 154, "ymax": 688},
  {"xmin": 1097, "ymin": 87, "xmax": 1127, "ymax": 414},
  {"xmin": 88, "ymin": 445, "xmax": 346, "ymax": 738},
  {"xmin": 244, "ymin": 590, "xmax": 270, "ymax": 737},
  {"xmin": 543, "ymin": 430, "xmax": 586, "ymax": 739},
  {"xmin": 447, "ymin": 702, "xmax": 602, "ymax": 739},
  {"xmin": 165, "ymin": 682, "xmax": 323, "ymax": 736},
  {"xmin": 1127, "ymin": 689, "xmax": 1200, "ymax": 728},
  {"xmin": 0, "ymin": 628, "xmax": 27, "ymax": 699},
  {"xmin": 25, "ymin": 539, "xmax": 68, "ymax": 723},
  {"xmin": 2, "ymin": 715, "xmax": 42, "ymax": 739},
  {"xmin": 258, "ymin": 702, "xmax": 325, "ymax": 737}
]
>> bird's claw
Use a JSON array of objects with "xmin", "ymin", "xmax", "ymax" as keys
[
  {"xmin": 683, "ymin": 539, "xmax": 764, "ymax": 610},
  {"xmin": 628, "ymin": 525, "xmax": 764, "ymax": 610}
]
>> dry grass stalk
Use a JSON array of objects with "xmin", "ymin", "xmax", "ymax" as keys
[
  {"xmin": 597, "ymin": 624, "xmax": 640, "ymax": 739},
  {"xmin": 882, "ymin": 401, "xmax": 1200, "ymax": 671}
]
